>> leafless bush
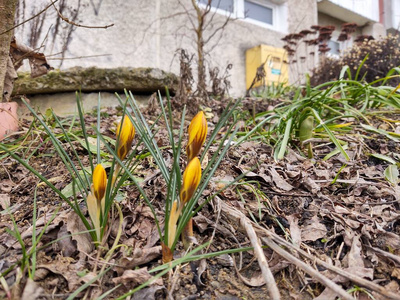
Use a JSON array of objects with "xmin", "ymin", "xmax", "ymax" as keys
[{"xmin": 209, "ymin": 63, "xmax": 232, "ymax": 99}]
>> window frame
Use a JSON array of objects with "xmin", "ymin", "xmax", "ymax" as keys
[
  {"xmin": 197, "ymin": 0, "xmax": 287, "ymax": 33},
  {"xmin": 240, "ymin": 0, "xmax": 275, "ymax": 29}
]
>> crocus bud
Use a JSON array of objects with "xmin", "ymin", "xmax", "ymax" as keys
[
  {"xmin": 116, "ymin": 116, "xmax": 135, "ymax": 160},
  {"xmin": 186, "ymin": 111, "xmax": 207, "ymax": 161},
  {"xmin": 93, "ymin": 164, "xmax": 107, "ymax": 202},
  {"xmin": 299, "ymin": 115, "xmax": 314, "ymax": 143},
  {"xmin": 180, "ymin": 157, "xmax": 201, "ymax": 204}
]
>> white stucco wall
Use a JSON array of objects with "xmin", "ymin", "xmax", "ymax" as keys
[{"xmin": 15, "ymin": 0, "xmax": 317, "ymax": 97}]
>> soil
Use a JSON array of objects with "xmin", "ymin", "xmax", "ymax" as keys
[{"xmin": 0, "ymin": 97, "xmax": 400, "ymax": 300}]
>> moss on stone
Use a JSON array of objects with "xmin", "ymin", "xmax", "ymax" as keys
[{"xmin": 13, "ymin": 67, "xmax": 179, "ymax": 95}]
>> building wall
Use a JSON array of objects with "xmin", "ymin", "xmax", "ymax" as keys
[
  {"xmin": 318, "ymin": 12, "xmax": 363, "ymax": 54},
  {"xmin": 15, "ymin": 0, "xmax": 317, "ymax": 97},
  {"xmin": 326, "ymin": 0, "xmax": 379, "ymax": 22},
  {"xmin": 383, "ymin": 0, "xmax": 400, "ymax": 34}
]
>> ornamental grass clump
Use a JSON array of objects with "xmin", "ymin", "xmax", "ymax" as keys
[
  {"xmin": 117, "ymin": 90, "xmax": 241, "ymax": 264},
  {"xmin": 167, "ymin": 156, "xmax": 202, "ymax": 255},
  {"xmin": 238, "ymin": 68, "xmax": 400, "ymax": 161},
  {"xmin": 87, "ymin": 115, "xmax": 136, "ymax": 244},
  {"xmin": 0, "ymin": 94, "xmax": 139, "ymax": 246},
  {"xmin": 166, "ymin": 111, "xmax": 208, "ymax": 255}
]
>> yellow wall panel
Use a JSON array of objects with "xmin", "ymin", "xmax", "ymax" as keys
[{"xmin": 245, "ymin": 45, "xmax": 289, "ymax": 90}]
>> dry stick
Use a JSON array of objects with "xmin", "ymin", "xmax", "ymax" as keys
[
  {"xmin": 239, "ymin": 216, "xmax": 280, "ymax": 300},
  {"xmin": 366, "ymin": 245, "xmax": 400, "ymax": 265},
  {"xmin": 267, "ymin": 233, "xmax": 400, "ymax": 300},
  {"xmin": 219, "ymin": 200, "xmax": 352, "ymax": 300},
  {"xmin": 261, "ymin": 237, "xmax": 354, "ymax": 300},
  {"xmin": 52, "ymin": 3, "xmax": 114, "ymax": 29}
]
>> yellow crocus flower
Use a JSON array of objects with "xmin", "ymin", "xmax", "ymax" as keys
[
  {"xmin": 180, "ymin": 157, "xmax": 201, "ymax": 205},
  {"xmin": 87, "ymin": 164, "xmax": 107, "ymax": 243},
  {"xmin": 186, "ymin": 111, "xmax": 207, "ymax": 161},
  {"xmin": 116, "ymin": 115, "xmax": 135, "ymax": 160},
  {"xmin": 93, "ymin": 164, "xmax": 107, "ymax": 202}
]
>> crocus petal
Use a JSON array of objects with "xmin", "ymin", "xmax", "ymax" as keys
[
  {"xmin": 168, "ymin": 200, "xmax": 180, "ymax": 249},
  {"xmin": 116, "ymin": 116, "xmax": 135, "ymax": 160},
  {"xmin": 180, "ymin": 157, "xmax": 201, "ymax": 204},
  {"xmin": 186, "ymin": 111, "xmax": 207, "ymax": 161},
  {"xmin": 87, "ymin": 192, "xmax": 101, "ymax": 241},
  {"xmin": 93, "ymin": 164, "xmax": 107, "ymax": 202}
]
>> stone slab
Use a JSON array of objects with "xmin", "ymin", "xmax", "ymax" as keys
[
  {"xmin": 17, "ymin": 92, "xmax": 150, "ymax": 118},
  {"xmin": 13, "ymin": 67, "xmax": 178, "ymax": 96}
]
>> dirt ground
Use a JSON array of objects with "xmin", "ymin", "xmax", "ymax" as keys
[{"xmin": 1, "ymin": 97, "xmax": 400, "ymax": 300}]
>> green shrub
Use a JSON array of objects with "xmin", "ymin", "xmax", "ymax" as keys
[{"xmin": 310, "ymin": 34, "xmax": 400, "ymax": 86}]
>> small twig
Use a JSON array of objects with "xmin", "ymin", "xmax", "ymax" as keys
[
  {"xmin": 222, "ymin": 199, "xmax": 350, "ymax": 300},
  {"xmin": 366, "ymin": 245, "xmax": 400, "ymax": 265},
  {"xmin": 219, "ymin": 200, "xmax": 388, "ymax": 299},
  {"xmin": 52, "ymin": 3, "xmax": 114, "ymax": 29},
  {"xmin": 47, "ymin": 53, "xmax": 112, "ymax": 60},
  {"xmin": 168, "ymin": 264, "xmax": 182, "ymax": 300},
  {"xmin": 267, "ymin": 233, "xmax": 400, "ymax": 300},
  {"xmin": 205, "ymin": 195, "xmax": 222, "ymax": 253},
  {"xmin": 0, "ymin": 0, "xmax": 59, "ymax": 36},
  {"xmin": 240, "ymin": 215, "xmax": 281, "ymax": 299},
  {"xmin": 261, "ymin": 236, "xmax": 354, "ymax": 300}
]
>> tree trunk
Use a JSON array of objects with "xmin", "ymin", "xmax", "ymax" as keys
[
  {"xmin": 192, "ymin": 0, "xmax": 207, "ymax": 96},
  {"xmin": 0, "ymin": 0, "xmax": 18, "ymax": 102}
]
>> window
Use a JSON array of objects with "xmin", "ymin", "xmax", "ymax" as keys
[
  {"xmin": 198, "ymin": 0, "xmax": 288, "ymax": 32},
  {"xmin": 327, "ymin": 40, "xmax": 340, "ymax": 57},
  {"xmin": 244, "ymin": 1, "xmax": 273, "ymax": 25},
  {"xmin": 198, "ymin": 0, "xmax": 234, "ymax": 13}
]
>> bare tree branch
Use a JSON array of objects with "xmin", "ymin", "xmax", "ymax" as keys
[
  {"xmin": 0, "ymin": 0, "xmax": 59, "ymax": 36},
  {"xmin": 52, "ymin": 2, "xmax": 114, "ymax": 29}
]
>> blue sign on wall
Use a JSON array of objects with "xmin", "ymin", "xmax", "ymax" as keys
[{"xmin": 271, "ymin": 68, "xmax": 281, "ymax": 75}]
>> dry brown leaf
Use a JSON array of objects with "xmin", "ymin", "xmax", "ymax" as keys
[
  {"xmin": 314, "ymin": 168, "xmax": 331, "ymax": 180},
  {"xmin": 301, "ymin": 176, "xmax": 320, "ymax": 193},
  {"xmin": 131, "ymin": 285, "xmax": 165, "ymax": 300},
  {"xmin": 314, "ymin": 287, "xmax": 338, "ymax": 300},
  {"xmin": 363, "ymin": 166, "xmax": 382, "ymax": 178},
  {"xmin": 66, "ymin": 212, "xmax": 94, "ymax": 255},
  {"xmin": 0, "ymin": 194, "xmax": 10, "ymax": 210},
  {"xmin": 216, "ymin": 254, "xmax": 234, "ymax": 267},
  {"xmin": 137, "ymin": 218, "xmax": 153, "ymax": 240},
  {"xmin": 113, "ymin": 267, "xmax": 162, "ymax": 288},
  {"xmin": 115, "ymin": 246, "xmax": 162, "ymax": 275},
  {"xmin": 269, "ymin": 168, "xmax": 293, "ymax": 191},
  {"xmin": 193, "ymin": 214, "xmax": 213, "ymax": 233},
  {"xmin": 0, "ymin": 179, "xmax": 13, "ymax": 193},
  {"xmin": 56, "ymin": 222, "xmax": 77, "ymax": 257},
  {"xmin": 10, "ymin": 37, "xmax": 53, "ymax": 78},
  {"xmin": 35, "ymin": 257, "xmax": 82, "ymax": 291},
  {"xmin": 235, "ymin": 269, "xmax": 266, "ymax": 287},
  {"xmin": 301, "ymin": 215, "xmax": 327, "ymax": 242},
  {"xmin": 341, "ymin": 235, "xmax": 374, "ymax": 281},
  {"xmin": 287, "ymin": 215, "xmax": 301, "ymax": 247},
  {"xmin": 21, "ymin": 279, "xmax": 43, "ymax": 300}
]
